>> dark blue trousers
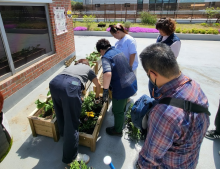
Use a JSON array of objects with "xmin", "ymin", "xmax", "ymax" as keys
[{"xmin": 49, "ymin": 74, "xmax": 82, "ymax": 164}]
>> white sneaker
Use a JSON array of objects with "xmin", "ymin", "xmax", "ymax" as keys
[{"xmin": 76, "ymin": 153, "xmax": 90, "ymax": 164}]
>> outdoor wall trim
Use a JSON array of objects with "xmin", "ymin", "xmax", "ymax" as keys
[
  {"xmin": 3, "ymin": 51, "xmax": 75, "ymax": 113},
  {"xmin": 0, "ymin": 0, "xmax": 52, "ymax": 3},
  {"xmin": 74, "ymin": 31, "xmax": 220, "ymax": 41}
]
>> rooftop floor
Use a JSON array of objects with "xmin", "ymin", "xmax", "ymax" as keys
[{"xmin": 1, "ymin": 36, "xmax": 220, "ymax": 169}]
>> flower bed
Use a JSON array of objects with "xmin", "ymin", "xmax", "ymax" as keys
[
  {"xmin": 74, "ymin": 26, "xmax": 87, "ymax": 31},
  {"xmin": 106, "ymin": 27, "xmax": 159, "ymax": 33}
]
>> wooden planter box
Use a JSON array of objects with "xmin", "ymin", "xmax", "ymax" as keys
[
  {"xmin": 93, "ymin": 58, "xmax": 102, "ymax": 71},
  {"xmin": 79, "ymin": 102, "xmax": 108, "ymax": 152},
  {"xmin": 27, "ymin": 98, "xmax": 59, "ymax": 142},
  {"xmin": 93, "ymin": 69, "xmax": 112, "ymax": 99}
]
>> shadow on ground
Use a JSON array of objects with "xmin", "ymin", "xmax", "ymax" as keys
[{"xmin": 16, "ymin": 135, "xmax": 66, "ymax": 169}]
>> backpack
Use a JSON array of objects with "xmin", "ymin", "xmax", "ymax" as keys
[
  {"xmin": 131, "ymin": 95, "xmax": 211, "ymax": 130},
  {"xmin": 131, "ymin": 95, "xmax": 157, "ymax": 129}
]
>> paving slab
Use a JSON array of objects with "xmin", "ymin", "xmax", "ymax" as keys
[{"xmin": 1, "ymin": 36, "xmax": 220, "ymax": 169}]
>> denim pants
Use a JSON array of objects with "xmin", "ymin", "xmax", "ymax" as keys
[{"xmin": 49, "ymin": 74, "xmax": 82, "ymax": 164}]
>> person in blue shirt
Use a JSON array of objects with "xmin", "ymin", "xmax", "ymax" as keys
[{"xmin": 96, "ymin": 38, "xmax": 137, "ymax": 136}]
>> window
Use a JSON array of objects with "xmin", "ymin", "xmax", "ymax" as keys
[
  {"xmin": 149, "ymin": 0, "xmax": 156, "ymax": 3},
  {"xmin": 137, "ymin": 0, "xmax": 143, "ymax": 4},
  {"xmin": 0, "ymin": 34, "xmax": 10, "ymax": 76},
  {"xmin": 0, "ymin": 4, "xmax": 53, "ymax": 79}
]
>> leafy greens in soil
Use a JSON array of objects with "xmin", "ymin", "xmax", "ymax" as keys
[{"xmin": 79, "ymin": 92, "xmax": 103, "ymax": 134}]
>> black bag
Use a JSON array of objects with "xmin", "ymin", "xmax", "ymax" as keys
[{"xmin": 0, "ymin": 112, "xmax": 12, "ymax": 163}]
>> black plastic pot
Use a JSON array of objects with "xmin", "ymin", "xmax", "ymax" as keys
[{"xmin": 97, "ymin": 24, "xmax": 106, "ymax": 27}]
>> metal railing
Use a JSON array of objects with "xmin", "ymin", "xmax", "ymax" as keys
[{"xmin": 71, "ymin": 1, "xmax": 220, "ymax": 21}]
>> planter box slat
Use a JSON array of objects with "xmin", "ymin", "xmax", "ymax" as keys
[
  {"xmin": 35, "ymin": 129, "xmax": 53, "ymax": 137},
  {"xmin": 93, "ymin": 69, "xmax": 112, "ymax": 99},
  {"xmin": 34, "ymin": 124, "xmax": 53, "ymax": 132},
  {"xmin": 32, "ymin": 118, "xmax": 53, "ymax": 127}
]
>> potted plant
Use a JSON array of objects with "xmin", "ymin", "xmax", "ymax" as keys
[
  {"xmin": 97, "ymin": 22, "xmax": 106, "ymax": 27},
  {"xmin": 27, "ymin": 91, "xmax": 59, "ymax": 142}
]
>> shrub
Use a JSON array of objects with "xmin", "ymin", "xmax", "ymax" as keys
[
  {"xmin": 188, "ymin": 29, "xmax": 192, "ymax": 33},
  {"xmin": 199, "ymin": 29, "xmax": 206, "ymax": 34},
  {"xmin": 206, "ymin": 29, "xmax": 214, "ymax": 34},
  {"xmin": 192, "ymin": 28, "xmax": 199, "ymax": 34},
  {"xmin": 140, "ymin": 11, "xmax": 157, "ymax": 25},
  {"xmin": 71, "ymin": 1, "xmax": 83, "ymax": 11},
  {"xmin": 213, "ymin": 30, "xmax": 219, "ymax": 34},
  {"xmin": 201, "ymin": 23, "xmax": 207, "ymax": 26},
  {"xmin": 72, "ymin": 15, "xmax": 78, "ymax": 27},
  {"xmin": 83, "ymin": 15, "xmax": 96, "ymax": 30},
  {"xmin": 175, "ymin": 28, "xmax": 181, "ymax": 33},
  {"xmin": 182, "ymin": 29, "xmax": 187, "ymax": 33},
  {"xmin": 98, "ymin": 22, "xmax": 106, "ymax": 26},
  {"xmin": 213, "ymin": 23, "xmax": 220, "ymax": 26},
  {"xmin": 124, "ymin": 21, "xmax": 132, "ymax": 30},
  {"xmin": 93, "ymin": 27, "xmax": 103, "ymax": 31}
]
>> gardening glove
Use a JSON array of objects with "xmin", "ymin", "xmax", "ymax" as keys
[
  {"xmin": 103, "ymin": 89, "xmax": 109, "ymax": 103},
  {"xmin": 94, "ymin": 97, "xmax": 100, "ymax": 104}
]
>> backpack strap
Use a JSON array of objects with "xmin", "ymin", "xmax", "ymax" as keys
[{"xmin": 159, "ymin": 97, "xmax": 211, "ymax": 116}]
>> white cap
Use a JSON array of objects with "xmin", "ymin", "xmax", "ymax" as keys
[{"xmin": 103, "ymin": 156, "xmax": 112, "ymax": 165}]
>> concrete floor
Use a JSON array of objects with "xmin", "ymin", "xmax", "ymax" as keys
[{"xmin": 1, "ymin": 36, "xmax": 220, "ymax": 169}]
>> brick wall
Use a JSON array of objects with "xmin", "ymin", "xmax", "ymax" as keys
[{"xmin": 0, "ymin": 0, "xmax": 75, "ymax": 99}]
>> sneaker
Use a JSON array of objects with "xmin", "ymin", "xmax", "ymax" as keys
[
  {"xmin": 205, "ymin": 130, "xmax": 220, "ymax": 139},
  {"xmin": 106, "ymin": 126, "xmax": 122, "ymax": 137},
  {"xmin": 75, "ymin": 153, "xmax": 90, "ymax": 164}
]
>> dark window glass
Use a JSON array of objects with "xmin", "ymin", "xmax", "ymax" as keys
[
  {"xmin": 149, "ymin": 0, "xmax": 155, "ymax": 4},
  {"xmin": 0, "ymin": 6, "xmax": 52, "ymax": 69},
  {"xmin": 137, "ymin": 0, "xmax": 143, "ymax": 4},
  {"xmin": 0, "ymin": 35, "xmax": 10, "ymax": 76},
  {"xmin": 163, "ymin": 0, "xmax": 177, "ymax": 3}
]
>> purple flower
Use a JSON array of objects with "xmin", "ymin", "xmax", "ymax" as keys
[
  {"xmin": 219, "ymin": 29, "xmax": 220, "ymax": 33},
  {"xmin": 106, "ymin": 26, "xmax": 159, "ymax": 33},
  {"xmin": 129, "ymin": 27, "xmax": 159, "ymax": 33},
  {"xmin": 4, "ymin": 24, "xmax": 16, "ymax": 29},
  {"xmin": 74, "ymin": 27, "xmax": 87, "ymax": 31},
  {"xmin": 106, "ymin": 27, "xmax": 111, "ymax": 32}
]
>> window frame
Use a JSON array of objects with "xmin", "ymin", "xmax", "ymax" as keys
[{"xmin": 0, "ymin": 2, "xmax": 55, "ymax": 81}]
